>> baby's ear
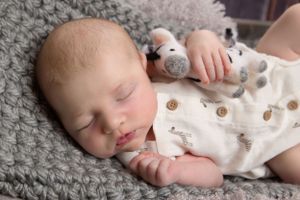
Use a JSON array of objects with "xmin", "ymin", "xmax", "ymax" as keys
[
  {"xmin": 150, "ymin": 28, "xmax": 177, "ymax": 46},
  {"xmin": 138, "ymin": 52, "xmax": 147, "ymax": 70}
]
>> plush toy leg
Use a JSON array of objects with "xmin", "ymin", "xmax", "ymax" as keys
[
  {"xmin": 191, "ymin": 58, "xmax": 268, "ymax": 98},
  {"xmin": 243, "ymin": 59, "xmax": 268, "ymax": 91}
]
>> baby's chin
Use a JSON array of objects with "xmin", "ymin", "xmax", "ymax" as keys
[{"xmin": 121, "ymin": 138, "xmax": 146, "ymax": 152}]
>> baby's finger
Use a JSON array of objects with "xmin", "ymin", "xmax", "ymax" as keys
[
  {"xmin": 189, "ymin": 50, "xmax": 209, "ymax": 84},
  {"xmin": 202, "ymin": 54, "xmax": 216, "ymax": 82},
  {"xmin": 145, "ymin": 159, "xmax": 160, "ymax": 184},
  {"xmin": 136, "ymin": 157, "xmax": 158, "ymax": 177},
  {"xmin": 212, "ymin": 51, "xmax": 224, "ymax": 81},
  {"xmin": 219, "ymin": 47, "xmax": 232, "ymax": 74},
  {"xmin": 155, "ymin": 159, "xmax": 175, "ymax": 186},
  {"xmin": 129, "ymin": 152, "xmax": 152, "ymax": 172},
  {"xmin": 194, "ymin": 59, "xmax": 210, "ymax": 84}
]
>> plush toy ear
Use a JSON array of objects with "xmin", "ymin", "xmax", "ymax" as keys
[{"xmin": 150, "ymin": 28, "xmax": 177, "ymax": 46}]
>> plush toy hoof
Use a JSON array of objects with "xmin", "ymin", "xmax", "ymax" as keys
[
  {"xmin": 258, "ymin": 60, "xmax": 268, "ymax": 73},
  {"xmin": 256, "ymin": 76, "xmax": 267, "ymax": 88},
  {"xmin": 232, "ymin": 85, "xmax": 245, "ymax": 98},
  {"xmin": 240, "ymin": 67, "xmax": 248, "ymax": 83}
]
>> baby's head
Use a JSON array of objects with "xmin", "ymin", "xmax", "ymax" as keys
[{"xmin": 36, "ymin": 18, "xmax": 157, "ymax": 158}]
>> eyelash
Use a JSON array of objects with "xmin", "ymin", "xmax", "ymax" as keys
[
  {"xmin": 116, "ymin": 89, "xmax": 134, "ymax": 102},
  {"xmin": 87, "ymin": 118, "xmax": 96, "ymax": 128},
  {"xmin": 78, "ymin": 88, "xmax": 135, "ymax": 132},
  {"xmin": 78, "ymin": 118, "xmax": 95, "ymax": 132}
]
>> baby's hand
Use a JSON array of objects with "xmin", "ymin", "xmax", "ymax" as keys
[
  {"xmin": 129, "ymin": 152, "xmax": 179, "ymax": 187},
  {"xmin": 186, "ymin": 30, "xmax": 231, "ymax": 84}
]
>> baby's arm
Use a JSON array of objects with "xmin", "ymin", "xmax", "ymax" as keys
[{"xmin": 129, "ymin": 152, "xmax": 223, "ymax": 187}]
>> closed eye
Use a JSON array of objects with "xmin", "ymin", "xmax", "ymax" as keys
[
  {"xmin": 76, "ymin": 118, "xmax": 95, "ymax": 133},
  {"xmin": 116, "ymin": 89, "xmax": 134, "ymax": 102}
]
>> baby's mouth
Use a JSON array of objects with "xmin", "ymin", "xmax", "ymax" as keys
[{"xmin": 116, "ymin": 131, "xmax": 135, "ymax": 147}]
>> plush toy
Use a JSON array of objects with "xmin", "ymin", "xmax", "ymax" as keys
[
  {"xmin": 144, "ymin": 28, "xmax": 191, "ymax": 79},
  {"xmin": 144, "ymin": 28, "xmax": 269, "ymax": 98}
]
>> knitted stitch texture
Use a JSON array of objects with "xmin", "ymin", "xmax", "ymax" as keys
[
  {"xmin": 123, "ymin": 0, "xmax": 236, "ymax": 36},
  {"xmin": 0, "ymin": 0, "xmax": 300, "ymax": 199}
]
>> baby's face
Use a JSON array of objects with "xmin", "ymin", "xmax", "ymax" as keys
[{"xmin": 48, "ymin": 50, "xmax": 157, "ymax": 158}]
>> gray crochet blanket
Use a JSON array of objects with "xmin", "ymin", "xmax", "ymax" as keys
[{"xmin": 0, "ymin": 0, "xmax": 300, "ymax": 199}]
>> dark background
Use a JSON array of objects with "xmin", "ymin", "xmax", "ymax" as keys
[{"xmin": 218, "ymin": 0, "xmax": 299, "ymax": 20}]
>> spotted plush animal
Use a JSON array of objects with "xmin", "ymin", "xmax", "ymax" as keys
[{"xmin": 145, "ymin": 28, "xmax": 268, "ymax": 98}]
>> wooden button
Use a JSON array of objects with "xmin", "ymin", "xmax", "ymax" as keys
[
  {"xmin": 166, "ymin": 99, "xmax": 178, "ymax": 111},
  {"xmin": 263, "ymin": 110, "xmax": 272, "ymax": 121},
  {"xmin": 287, "ymin": 100, "xmax": 298, "ymax": 110},
  {"xmin": 216, "ymin": 106, "xmax": 228, "ymax": 117}
]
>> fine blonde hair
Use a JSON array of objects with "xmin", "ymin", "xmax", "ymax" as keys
[{"xmin": 36, "ymin": 18, "xmax": 139, "ymax": 90}]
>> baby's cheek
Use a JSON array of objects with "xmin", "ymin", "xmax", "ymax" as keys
[
  {"xmin": 74, "ymin": 131, "xmax": 99, "ymax": 153},
  {"xmin": 128, "ymin": 103, "xmax": 142, "ymax": 120},
  {"xmin": 129, "ymin": 84, "xmax": 157, "ymax": 122},
  {"xmin": 84, "ymin": 134, "xmax": 113, "ymax": 158}
]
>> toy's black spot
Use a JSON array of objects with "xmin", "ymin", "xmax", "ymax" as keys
[
  {"xmin": 258, "ymin": 60, "xmax": 268, "ymax": 73},
  {"xmin": 146, "ymin": 52, "xmax": 160, "ymax": 60},
  {"xmin": 146, "ymin": 44, "xmax": 163, "ymax": 60},
  {"xmin": 232, "ymin": 85, "xmax": 245, "ymax": 98},
  {"xmin": 256, "ymin": 76, "xmax": 267, "ymax": 88},
  {"xmin": 225, "ymin": 28, "xmax": 233, "ymax": 40},
  {"xmin": 240, "ymin": 67, "xmax": 248, "ymax": 82},
  {"xmin": 170, "ymin": 48, "xmax": 175, "ymax": 51},
  {"xmin": 228, "ymin": 54, "xmax": 232, "ymax": 63},
  {"xmin": 239, "ymin": 50, "xmax": 243, "ymax": 56}
]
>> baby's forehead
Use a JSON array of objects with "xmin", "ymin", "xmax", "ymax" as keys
[
  {"xmin": 49, "ymin": 21, "xmax": 103, "ymax": 49},
  {"xmin": 37, "ymin": 19, "xmax": 138, "ymax": 83},
  {"xmin": 48, "ymin": 19, "xmax": 131, "ymax": 56}
]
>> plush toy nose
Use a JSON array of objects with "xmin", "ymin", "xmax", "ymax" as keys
[{"xmin": 164, "ymin": 55, "xmax": 190, "ymax": 79}]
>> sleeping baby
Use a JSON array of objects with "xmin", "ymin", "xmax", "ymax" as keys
[{"xmin": 35, "ymin": 13, "xmax": 300, "ymax": 187}]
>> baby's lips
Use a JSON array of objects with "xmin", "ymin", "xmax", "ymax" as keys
[
  {"xmin": 116, "ymin": 135, "xmax": 128, "ymax": 145},
  {"xmin": 116, "ymin": 132, "xmax": 135, "ymax": 146}
]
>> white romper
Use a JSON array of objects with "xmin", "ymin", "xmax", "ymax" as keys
[{"xmin": 117, "ymin": 43, "xmax": 300, "ymax": 179}]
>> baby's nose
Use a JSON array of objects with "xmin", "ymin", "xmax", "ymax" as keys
[{"xmin": 101, "ymin": 111, "xmax": 125, "ymax": 134}]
